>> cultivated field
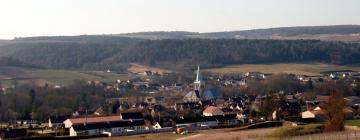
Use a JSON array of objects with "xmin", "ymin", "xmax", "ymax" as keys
[
  {"xmin": 0, "ymin": 67, "xmax": 133, "ymax": 87},
  {"xmin": 205, "ymin": 63, "xmax": 360, "ymax": 76},
  {"xmin": 127, "ymin": 63, "xmax": 172, "ymax": 75}
]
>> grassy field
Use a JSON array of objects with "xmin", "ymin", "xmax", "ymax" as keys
[
  {"xmin": 127, "ymin": 63, "xmax": 172, "ymax": 75},
  {"xmin": 0, "ymin": 67, "xmax": 134, "ymax": 87},
  {"xmin": 205, "ymin": 63, "xmax": 360, "ymax": 76},
  {"xmin": 30, "ymin": 69, "xmax": 132, "ymax": 85},
  {"xmin": 269, "ymin": 124, "xmax": 324, "ymax": 139},
  {"xmin": 346, "ymin": 119, "xmax": 360, "ymax": 127}
]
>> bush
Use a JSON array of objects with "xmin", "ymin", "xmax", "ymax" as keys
[{"xmin": 269, "ymin": 124, "xmax": 324, "ymax": 138}]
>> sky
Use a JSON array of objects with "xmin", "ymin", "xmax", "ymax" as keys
[{"xmin": 0, "ymin": 0, "xmax": 360, "ymax": 39}]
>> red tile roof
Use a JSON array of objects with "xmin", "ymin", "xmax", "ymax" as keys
[
  {"xmin": 69, "ymin": 116, "xmax": 120, "ymax": 124},
  {"xmin": 203, "ymin": 106, "xmax": 219, "ymax": 114}
]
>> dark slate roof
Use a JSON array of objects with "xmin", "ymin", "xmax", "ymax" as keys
[
  {"xmin": 49, "ymin": 115, "xmax": 70, "ymax": 124},
  {"xmin": 110, "ymin": 120, "xmax": 145, "ymax": 128},
  {"xmin": 73, "ymin": 122, "xmax": 110, "ymax": 131},
  {"xmin": 120, "ymin": 112, "xmax": 144, "ymax": 120},
  {"xmin": 72, "ymin": 120, "xmax": 145, "ymax": 131}
]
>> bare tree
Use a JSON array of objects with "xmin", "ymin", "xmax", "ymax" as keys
[{"xmin": 321, "ymin": 90, "xmax": 346, "ymax": 132}]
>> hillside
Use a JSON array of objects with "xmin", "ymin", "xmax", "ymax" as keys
[
  {"xmin": 11, "ymin": 25, "xmax": 360, "ymax": 42},
  {"xmin": 1, "ymin": 39, "xmax": 360, "ymax": 71},
  {"xmin": 202, "ymin": 25, "xmax": 360, "ymax": 39},
  {"xmin": 112, "ymin": 25, "xmax": 360, "ymax": 42},
  {"xmin": 1, "ymin": 25, "xmax": 360, "ymax": 71}
]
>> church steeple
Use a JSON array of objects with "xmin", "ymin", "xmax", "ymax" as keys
[
  {"xmin": 196, "ymin": 65, "xmax": 200, "ymax": 82},
  {"xmin": 194, "ymin": 65, "xmax": 204, "ymax": 91}
]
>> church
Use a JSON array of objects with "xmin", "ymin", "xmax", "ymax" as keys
[{"xmin": 183, "ymin": 66, "xmax": 222, "ymax": 102}]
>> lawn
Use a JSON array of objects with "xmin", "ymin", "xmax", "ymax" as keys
[
  {"xmin": 205, "ymin": 63, "xmax": 360, "ymax": 76},
  {"xmin": 345, "ymin": 119, "xmax": 360, "ymax": 127}
]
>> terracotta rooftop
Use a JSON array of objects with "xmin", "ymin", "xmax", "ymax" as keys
[
  {"xmin": 203, "ymin": 106, "xmax": 219, "ymax": 114},
  {"xmin": 69, "ymin": 116, "xmax": 120, "ymax": 124}
]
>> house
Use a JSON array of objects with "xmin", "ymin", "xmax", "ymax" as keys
[
  {"xmin": 172, "ymin": 116, "xmax": 218, "ymax": 128},
  {"xmin": 245, "ymin": 72, "xmax": 266, "ymax": 79},
  {"xmin": 183, "ymin": 90, "xmax": 201, "ymax": 102},
  {"xmin": 70, "ymin": 120, "xmax": 145, "ymax": 137},
  {"xmin": 152, "ymin": 122, "xmax": 162, "ymax": 129},
  {"xmin": 301, "ymin": 107, "xmax": 354, "ymax": 122},
  {"xmin": 48, "ymin": 115, "xmax": 69, "ymax": 128},
  {"xmin": 203, "ymin": 106, "xmax": 224, "ymax": 116},
  {"xmin": 64, "ymin": 115, "xmax": 146, "ymax": 136},
  {"xmin": 64, "ymin": 116, "xmax": 121, "ymax": 128},
  {"xmin": 143, "ymin": 71, "xmax": 153, "ymax": 76},
  {"xmin": 301, "ymin": 110, "xmax": 323, "ymax": 122}
]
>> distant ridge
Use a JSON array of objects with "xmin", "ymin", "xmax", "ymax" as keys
[{"xmin": 8, "ymin": 25, "xmax": 360, "ymax": 42}]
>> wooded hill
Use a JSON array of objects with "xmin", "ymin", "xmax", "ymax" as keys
[
  {"xmin": 1, "ymin": 36, "xmax": 360, "ymax": 71},
  {"xmin": 117, "ymin": 25, "xmax": 360, "ymax": 42}
]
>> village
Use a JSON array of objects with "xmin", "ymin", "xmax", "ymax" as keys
[{"xmin": 1, "ymin": 66, "xmax": 360, "ymax": 139}]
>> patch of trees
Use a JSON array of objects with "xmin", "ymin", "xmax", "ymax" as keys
[
  {"xmin": 0, "ymin": 57, "xmax": 25, "ymax": 67},
  {"xmin": 0, "ymin": 80, "xmax": 106, "ymax": 122},
  {"xmin": 1, "ymin": 38, "xmax": 360, "ymax": 70}
]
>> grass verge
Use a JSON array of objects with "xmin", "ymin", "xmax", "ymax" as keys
[
  {"xmin": 269, "ymin": 124, "xmax": 324, "ymax": 139},
  {"xmin": 345, "ymin": 119, "xmax": 360, "ymax": 127}
]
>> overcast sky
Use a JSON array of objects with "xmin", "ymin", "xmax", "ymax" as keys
[{"xmin": 0, "ymin": 0, "xmax": 359, "ymax": 39}]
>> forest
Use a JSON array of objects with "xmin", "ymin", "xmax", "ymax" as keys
[{"xmin": 0, "ymin": 37, "xmax": 360, "ymax": 71}]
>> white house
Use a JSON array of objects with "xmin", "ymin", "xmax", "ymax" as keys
[{"xmin": 64, "ymin": 113, "xmax": 146, "ymax": 136}]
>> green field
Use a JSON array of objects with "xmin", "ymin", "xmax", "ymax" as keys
[
  {"xmin": 205, "ymin": 63, "xmax": 360, "ymax": 76},
  {"xmin": 0, "ymin": 67, "xmax": 134, "ymax": 87},
  {"xmin": 345, "ymin": 119, "xmax": 360, "ymax": 127}
]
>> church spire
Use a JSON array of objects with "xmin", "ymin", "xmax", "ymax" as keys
[
  {"xmin": 196, "ymin": 65, "xmax": 200, "ymax": 82},
  {"xmin": 194, "ymin": 65, "xmax": 204, "ymax": 91}
]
